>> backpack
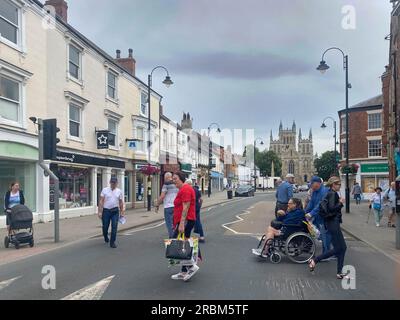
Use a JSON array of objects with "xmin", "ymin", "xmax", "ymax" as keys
[{"xmin": 318, "ymin": 194, "xmax": 337, "ymax": 219}]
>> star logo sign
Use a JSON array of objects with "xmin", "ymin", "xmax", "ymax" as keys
[{"xmin": 98, "ymin": 134, "xmax": 108, "ymax": 145}]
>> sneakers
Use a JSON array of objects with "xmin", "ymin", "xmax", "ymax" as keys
[
  {"xmin": 252, "ymin": 248, "xmax": 262, "ymax": 256},
  {"xmin": 376, "ymin": 223, "xmax": 380, "ymax": 227},
  {"xmin": 171, "ymin": 272, "xmax": 187, "ymax": 280},
  {"xmin": 110, "ymin": 242, "xmax": 117, "ymax": 248},
  {"xmin": 183, "ymin": 265, "xmax": 200, "ymax": 282}
]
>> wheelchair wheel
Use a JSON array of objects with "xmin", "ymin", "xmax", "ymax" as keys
[
  {"xmin": 284, "ymin": 232, "xmax": 315, "ymax": 264},
  {"xmin": 270, "ymin": 253, "xmax": 281, "ymax": 264}
]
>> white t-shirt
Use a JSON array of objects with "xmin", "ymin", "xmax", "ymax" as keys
[
  {"xmin": 101, "ymin": 187, "xmax": 123, "ymax": 209},
  {"xmin": 161, "ymin": 182, "xmax": 179, "ymax": 209}
]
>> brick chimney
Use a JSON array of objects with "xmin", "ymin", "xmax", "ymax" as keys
[
  {"xmin": 45, "ymin": 0, "xmax": 68, "ymax": 24},
  {"xmin": 114, "ymin": 49, "xmax": 136, "ymax": 76}
]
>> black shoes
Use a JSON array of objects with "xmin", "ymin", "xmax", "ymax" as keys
[
  {"xmin": 110, "ymin": 243, "xmax": 117, "ymax": 248},
  {"xmin": 104, "ymin": 237, "xmax": 109, "ymax": 243}
]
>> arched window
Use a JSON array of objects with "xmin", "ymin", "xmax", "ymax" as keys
[{"xmin": 289, "ymin": 160, "xmax": 295, "ymax": 174}]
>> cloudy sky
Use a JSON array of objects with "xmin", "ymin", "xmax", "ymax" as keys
[{"xmin": 66, "ymin": 0, "xmax": 392, "ymax": 155}]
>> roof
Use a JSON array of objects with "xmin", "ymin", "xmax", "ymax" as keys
[
  {"xmin": 31, "ymin": 0, "xmax": 162, "ymax": 98},
  {"xmin": 338, "ymin": 95, "xmax": 383, "ymax": 114}
]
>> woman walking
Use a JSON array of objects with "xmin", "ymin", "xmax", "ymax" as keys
[
  {"xmin": 308, "ymin": 176, "xmax": 348, "ymax": 279},
  {"xmin": 370, "ymin": 187, "xmax": 383, "ymax": 227},
  {"xmin": 4, "ymin": 182, "xmax": 25, "ymax": 232},
  {"xmin": 171, "ymin": 172, "xmax": 200, "ymax": 281}
]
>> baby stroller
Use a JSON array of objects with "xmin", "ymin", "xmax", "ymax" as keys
[{"xmin": 4, "ymin": 204, "xmax": 34, "ymax": 249}]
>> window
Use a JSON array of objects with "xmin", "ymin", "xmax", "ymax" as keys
[
  {"xmin": 108, "ymin": 119, "xmax": 117, "ymax": 147},
  {"xmin": 289, "ymin": 160, "xmax": 295, "ymax": 174},
  {"xmin": 368, "ymin": 140, "xmax": 382, "ymax": 157},
  {"xmin": 170, "ymin": 133, "xmax": 174, "ymax": 150},
  {"xmin": 0, "ymin": 75, "xmax": 19, "ymax": 122},
  {"xmin": 341, "ymin": 117, "xmax": 347, "ymax": 133},
  {"xmin": 141, "ymin": 91, "xmax": 148, "ymax": 116},
  {"xmin": 163, "ymin": 129, "xmax": 167, "ymax": 149},
  {"xmin": 136, "ymin": 127, "xmax": 145, "ymax": 152},
  {"xmin": 107, "ymin": 71, "xmax": 117, "ymax": 99},
  {"xmin": 368, "ymin": 113, "xmax": 381, "ymax": 130},
  {"xmin": 0, "ymin": 0, "xmax": 19, "ymax": 45},
  {"xmin": 69, "ymin": 44, "xmax": 81, "ymax": 80},
  {"xmin": 342, "ymin": 142, "xmax": 348, "ymax": 159},
  {"xmin": 69, "ymin": 104, "xmax": 81, "ymax": 138}
]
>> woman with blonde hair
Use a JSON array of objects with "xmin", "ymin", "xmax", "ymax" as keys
[{"xmin": 308, "ymin": 176, "xmax": 349, "ymax": 279}]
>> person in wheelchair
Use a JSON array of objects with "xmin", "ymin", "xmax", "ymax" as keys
[{"xmin": 253, "ymin": 198, "xmax": 306, "ymax": 257}]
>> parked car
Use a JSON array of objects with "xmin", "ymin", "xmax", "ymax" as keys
[
  {"xmin": 299, "ymin": 184, "xmax": 309, "ymax": 192},
  {"xmin": 292, "ymin": 184, "xmax": 299, "ymax": 193},
  {"xmin": 235, "ymin": 185, "xmax": 255, "ymax": 197}
]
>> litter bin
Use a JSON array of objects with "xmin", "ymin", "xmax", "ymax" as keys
[{"xmin": 227, "ymin": 190, "xmax": 233, "ymax": 199}]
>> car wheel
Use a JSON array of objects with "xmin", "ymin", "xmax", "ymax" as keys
[
  {"xmin": 4, "ymin": 236, "xmax": 9, "ymax": 248},
  {"xmin": 29, "ymin": 239, "xmax": 34, "ymax": 247},
  {"xmin": 14, "ymin": 241, "xmax": 20, "ymax": 250}
]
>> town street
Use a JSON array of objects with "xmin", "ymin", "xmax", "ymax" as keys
[{"xmin": 0, "ymin": 193, "xmax": 397, "ymax": 300}]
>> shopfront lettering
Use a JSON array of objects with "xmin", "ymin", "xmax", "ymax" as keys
[{"xmin": 56, "ymin": 155, "xmax": 75, "ymax": 163}]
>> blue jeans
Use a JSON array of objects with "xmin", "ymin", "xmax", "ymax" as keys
[
  {"xmin": 318, "ymin": 222, "xmax": 332, "ymax": 254},
  {"xmin": 194, "ymin": 209, "xmax": 204, "ymax": 237},
  {"xmin": 164, "ymin": 207, "xmax": 174, "ymax": 238},
  {"xmin": 102, "ymin": 208, "xmax": 119, "ymax": 244}
]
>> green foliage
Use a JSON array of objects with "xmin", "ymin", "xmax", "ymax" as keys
[{"xmin": 314, "ymin": 151, "xmax": 340, "ymax": 181}]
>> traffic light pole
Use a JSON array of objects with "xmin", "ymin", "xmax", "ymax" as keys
[{"xmin": 38, "ymin": 118, "xmax": 60, "ymax": 243}]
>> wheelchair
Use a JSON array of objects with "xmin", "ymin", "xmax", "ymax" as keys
[{"xmin": 252, "ymin": 221, "xmax": 316, "ymax": 264}]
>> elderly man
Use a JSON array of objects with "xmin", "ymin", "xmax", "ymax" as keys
[
  {"xmin": 275, "ymin": 174, "xmax": 295, "ymax": 217},
  {"xmin": 156, "ymin": 172, "xmax": 179, "ymax": 238},
  {"xmin": 305, "ymin": 176, "xmax": 332, "ymax": 256}
]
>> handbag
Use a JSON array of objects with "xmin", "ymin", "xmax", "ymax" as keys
[
  {"xmin": 373, "ymin": 203, "xmax": 382, "ymax": 211},
  {"xmin": 165, "ymin": 233, "xmax": 193, "ymax": 260}
]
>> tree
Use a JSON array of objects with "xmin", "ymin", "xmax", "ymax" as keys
[
  {"xmin": 314, "ymin": 150, "xmax": 340, "ymax": 181},
  {"xmin": 243, "ymin": 146, "xmax": 282, "ymax": 177}
]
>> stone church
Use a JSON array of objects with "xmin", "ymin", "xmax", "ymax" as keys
[{"xmin": 270, "ymin": 121, "xmax": 315, "ymax": 184}]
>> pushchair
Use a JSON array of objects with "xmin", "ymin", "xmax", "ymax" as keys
[{"xmin": 4, "ymin": 204, "xmax": 34, "ymax": 249}]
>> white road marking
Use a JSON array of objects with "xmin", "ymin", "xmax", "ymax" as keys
[
  {"xmin": 61, "ymin": 275, "xmax": 115, "ymax": 300},
  {"xmin": 221, "ymin": 209, "xmax": 262, "ymax": 237},
  {"xmin": 0, "ymin": 276, "xmax": 22, "ymax": 290},
  {"xmin": 122, "ymin": 221, "xmax": 165, "ymax": 235},
  {"xmin": 207, "ymin": 206, "xmax": 215, "ymax": 212}
]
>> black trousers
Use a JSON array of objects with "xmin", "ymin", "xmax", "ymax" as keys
[{"xmin": 314, "ymin": 218, "xmax": 347, "ymax": 274}]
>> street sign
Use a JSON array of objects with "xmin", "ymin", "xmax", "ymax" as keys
[{"xmin": 128, "ymin": 140, "xmax": 138, "ymax": 150}]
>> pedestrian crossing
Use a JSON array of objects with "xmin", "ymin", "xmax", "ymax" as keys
[{"xmin": 0, "ymin": 275, "xmax": 115, "ymax": 300}]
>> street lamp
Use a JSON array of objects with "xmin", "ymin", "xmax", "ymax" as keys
[
  {"xmin": 321, "ymin": 116, "xmax": 338, "ymax": 175},
  {"xmin": 254, "ymin": 137, "xmax": 264, "ymax": 192},
  {"xmin": 207, "ymin": 123, "xmax": 221, "ymax": 198},
  {"xmin": 147, "ymin": 66, "xmax": 173, "ymax": 211},
  {"xmin": 317, "ymin": 47, "xmax": 351, "ymax": 213}
]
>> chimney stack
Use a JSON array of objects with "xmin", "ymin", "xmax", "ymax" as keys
[
  {"xmin": 45, "ymin": 0, "xmax": 68, "ymax": 24},
  {"xmin": 114, "ymin": 49, "xmax": 136, "ymax": 76}
]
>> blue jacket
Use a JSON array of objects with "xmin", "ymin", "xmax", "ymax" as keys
[
  {"xmin": 277, "ymin": 208, "xmax": 306, "ymax": 234},
  {"xmin": 305, "ymin": 185, "xmax": 329, "ymax": 225},
  {"xmin": 275, "ymin": 181, "xmax": 293, "ymax": 204}
]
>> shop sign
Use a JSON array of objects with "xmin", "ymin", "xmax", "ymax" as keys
[
  {"xmin": 56, "ymin": 151, "xmax": 125, "ymax": 169},
  {"xmin": 361, "ymin": 163, "xmax": 389, "ymax": 173},
  {"xmin": 96, "ymin": 130, "xmax": 109, "ymax": 149}
]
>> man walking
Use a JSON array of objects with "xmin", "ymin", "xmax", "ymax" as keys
[
  {"xmin": 384, "ymin": 182, "xmax": 396, "ymax": 228},
  {"xmin": 305, "ymin": 176, "xmax": 331, "ymax": 256},
  {"xmin": 275, "ymin": 174, "xmax": 294, "ymax": 217},
  {"xmin": 351, "ymin": 182, "xmax": 362, "ymax": 205},
  {"xmin": 98, "ymin": 177, "xmax": 125, "ymax": 248},
  {"xmin": 156, "ymin": 172, "xmax": 179, "ymax": 238}
]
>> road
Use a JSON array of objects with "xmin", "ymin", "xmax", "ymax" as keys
[{"xmin": 0, "ymin": 192, "xmax": 398, "ymax": 300}]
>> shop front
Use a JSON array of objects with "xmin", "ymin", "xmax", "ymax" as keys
[
  {"xmin": 133, "ymin": 163, "xmax": 160, "ymax": 209},
  {"xmin": 359, "ymin": 162, "xmax": 389, "ymax": 195}
]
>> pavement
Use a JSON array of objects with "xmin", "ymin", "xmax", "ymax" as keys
[
  {"xmin": 0, "ymin": 190, "xmax": 273, "ymax": 266},
  {"xmin": 0, "ymin": 192, "xmax": 398, "ymax": 300}
]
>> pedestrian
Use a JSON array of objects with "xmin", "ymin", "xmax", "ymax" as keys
[
  {"xmin": 384, "ymin": 182, "xmax": 396, "ymax": 228},
  {"xmin": 98, "ymin": 177, "xmax": 125, "ymax": 248},
  {"xmin": 4, "ymin": 181, "xmax": 25, "ymax": 232},
  {"xmin": 275, "ymin": 174, "xmax": 294, "ymax": 217},
  {"xmin": 305, "ymin": 176, "xmax": 332, "ymax": 257},
  {"xmin": 303, "ymin": 184, "xmax": 312, "ymax": 209},
  {"xmin": 155, "ymin": 172, "xmax": 179, "ymax": 238},
  {"xmin": 170, "ymin": 171, "xmax": 199, "ymax": 281},
  {"xmin": 351, "ymin": 182, "xmax": 362, "ymax": 205},
  {"xmin": 192, "ymin": 181, "xmax": 205, "ymax": 243},
  {"xmin": 308, "ymin": 176, "xmax": 349, "ymax": 280},
  {"xmin": 369, "ymin": 187, "xmax": 384, "ymax": 227}
]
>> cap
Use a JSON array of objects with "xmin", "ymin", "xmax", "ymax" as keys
[
  {"xmin": 110, "ymin": 177, "xmax": 118, "ymax": 183},
  {"xmin": 286, "ymin": 174, "xmax": 294, "ymax": 178},
  {"xmin": 310, "ymin": 176, "xmax": 322, "ymax": 184}
]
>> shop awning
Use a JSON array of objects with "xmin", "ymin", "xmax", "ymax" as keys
[{"xmin": 180, "ymin": 163, "xmax": 192, "ymax": 173}]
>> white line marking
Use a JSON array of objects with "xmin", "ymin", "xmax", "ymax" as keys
[
  {"xmin": 207, "ymin": 206, "xmax": 215, "ymax": 212},
  {"xmin": 222, "ymin": 209, "xmax": 262, "ymax": 237},
  {"xmin": 61, "ymin": 275, "xmax": 115, "ymax": 300},
  {"xmin": 0, "ymin": 276, "xmax": 22, "ymax": 290},
  {"xmin": 122, "ymin": 221, "xmax": 165, "ymax": 235}
]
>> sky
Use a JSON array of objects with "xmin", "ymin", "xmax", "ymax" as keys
[{"xmin": 65, "ymin": 0, "xmax": 392, "ymax": 155}]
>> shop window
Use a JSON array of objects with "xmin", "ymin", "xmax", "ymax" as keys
[
  {"xmin": 124, "ymin": 173, "xmax": 131, "ymax": 202},
  {"xmin": 52, "ymin": 165, "xmax": 92, "ymax": 209},
  {"xmin": 136, "ymin": 173, "xmax": 144, "ymax": 201},
  {"xmin": 0, "ymin": 160, "xmax": 36, "ymax": 213}
]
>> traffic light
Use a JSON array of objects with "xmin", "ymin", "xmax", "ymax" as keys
[{"xmin": 43, "ymin": 119, "xmax": 60, "ymax": 160}]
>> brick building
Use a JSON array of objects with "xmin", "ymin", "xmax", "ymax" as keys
[{"xmin": 338, "ymin": 95, "xmax": 389, "ymax": 195}]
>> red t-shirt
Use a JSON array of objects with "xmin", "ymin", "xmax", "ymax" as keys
[{"xmin": 173, "ymin": 184, "xmax": 196, "ymax": 226}]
